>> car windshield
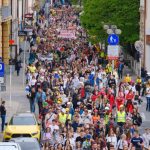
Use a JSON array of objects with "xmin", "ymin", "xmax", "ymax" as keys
[
  {"xmin": 17, "ymin": 142, "xmax": 40, "ymax": 150},
  {"xmin": 9, "ymin": 116, "xmax": 36, "ymax": 125}
]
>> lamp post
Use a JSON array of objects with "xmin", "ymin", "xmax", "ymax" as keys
[
  {"xmin": 135, "ymin": 40, "xmax": 144, "ymax": 76},
  {"xmin": 103, "ymin": 25, "xmax": 122, "ymax": 70}
]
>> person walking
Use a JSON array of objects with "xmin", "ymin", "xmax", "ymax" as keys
[
  {"xmin": 129, "ymin": 130, "xmax": 144, "ymax": 150},
  {"xmin": 15, "ymin": 59, "xmax": 22, "ymax": 76},
  {"xmin": 28, "ymin": 87, "xmax": 36, "ymax": 113},
  {"xmin": 118, "ymin": 62, "xmax": 124, "ymax": 79},
  {"xmin": 35, "ymin": 87, "xmax": 46, "ymax": 114},
  {"xmin": 142, "ymin": 128, "xmax": 150, "ymax": 150},
  {"xmin": 146, "ymin": 80, "xmax": 150, "ymax": 111},
  {"xmin": 116, "ymin": 105, "xmax": 126, "ymax": 128},
  {"xmin": 0, "ymin": 101, "xmax": 6, "ymax": 132}
]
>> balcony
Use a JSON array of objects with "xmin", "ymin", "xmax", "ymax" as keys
[{"xmin": 1, "ymin": 6, "xmax": 12, "ymax": 22}]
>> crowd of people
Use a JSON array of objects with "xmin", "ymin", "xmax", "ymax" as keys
[{"xmin": 25, "ymin": 2, "xmax": 150, "ymax": 150}]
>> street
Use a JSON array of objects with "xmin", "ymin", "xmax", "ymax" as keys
[{"xmin": 0, "ymin": 1, "xmax": 150, "ymax": 150}]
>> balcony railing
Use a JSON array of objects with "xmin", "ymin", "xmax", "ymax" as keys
[{"xmin": 2, "ymin": 6, "xmax": 12, "ymax": 22}]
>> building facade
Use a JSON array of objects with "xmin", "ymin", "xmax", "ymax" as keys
[
  {"xmin": 139, "ymin": 0, "xmax": 144, "ymax": 67},
  {"xmin": 145, "ymin": 0, "xmax": 150, "ymax": 73},
  {"xmin": 0, "ymin": 0, "xmax": 12, "ymax": 64}
]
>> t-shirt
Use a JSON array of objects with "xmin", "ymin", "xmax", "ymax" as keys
[
  {"xmin": 28, "ymin": 66, "xmax": 36, "ymax": 73},
  {"xmin": 131, "ymin": 137, "xmax": 143, "ymax": 149}
]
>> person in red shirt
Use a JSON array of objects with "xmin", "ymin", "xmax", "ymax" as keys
[
  {"xmin": 80, "ymin": 84, "xmax": 85, "ymax": 99},
  {"xmin": 46, "ymin": 95, "xmax": 53, "ymax": 106},
  {"xmin": 91, "ymin": 90, "xmax": 99, "ymax": 102},
  {"xmin": 126, "ymin": 89, "xmax": 134, "ymax": 113},
  {"xmin": 107, "ymin": 89, "xmax": 115, "ymax": 111},
  {"xmin": 117, "ymin": 88, "xmax": 125, "ymax": 110}
]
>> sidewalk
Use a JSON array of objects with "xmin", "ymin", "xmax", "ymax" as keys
[
  {"xmin": 123, "ymin": 66, "xmax": 150, "ymax": 134},
  {"xmin": 0, "ymin": 67, "xmax": 29, "ymax": 140}
]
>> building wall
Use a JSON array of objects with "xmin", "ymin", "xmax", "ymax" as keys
[
  {"xmin": 11, "ymin": 0, "xmax": 19, "ymax": 59},
  {"xmin": 145, "ymin": 0, "xmax": 150, "ymax": 72},
  {"xmin": 0, "ymin": 0, "xmax": 2, "ymax": 58},
  {"xmin": 2, "ymin": 0, "xmax": 11, "ymax": 64},
  {"xmin": 139, "ymin": 0, "xmax": 144, "ymax": 67}
]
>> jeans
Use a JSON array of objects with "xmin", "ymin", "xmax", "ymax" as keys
[
  {"xmin": 1, "ymin": 115, "xmax": 6, "ymax": 131},
  {"xmin": 30, "ymin": 100, "xmax": 35, "ymax": 113},
  {"xmin": 146, "ymin": 97, "xmax": 150, "ymax": 111},
  {"xmin": 38, "ymin": 101, "xmax": 43, "ymax": 114},
  {"xmin": 17, "ymin": 69, "xmax": 20, "ymax": 76},
  {"xmin": 118, "ymin": 70, "xmax": 123, "ymax": 79}
]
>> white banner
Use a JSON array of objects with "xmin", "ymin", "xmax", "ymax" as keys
[{"xmin": 58, "ymin": 30, "xmax": 76, "ymax": 39}]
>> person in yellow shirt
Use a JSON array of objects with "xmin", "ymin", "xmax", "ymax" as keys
[
  {"xmin": 124, "ymin": 74, "xmax": 131, "ymax": 83},
  {"xmin": 36, "ymin": 36, "xmax": 41, "ymax": 44},
  {"xmin": 28, "ymin": 64, "xmax": 36, "ymax": 73},
  {"xmin": 58, "ymin": 109, "xmax": 67, "ymax": 124},
  {"xmin": 66, "ymin": 108, "xmax": 72, "ymax": 121},
  {"xmin": 136, "ymin": 76, "xmax": 142, "ymax": 84}
]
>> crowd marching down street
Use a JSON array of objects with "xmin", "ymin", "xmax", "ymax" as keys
[{"xmin": 23, "ymin": 1, "xmax": 150, "ymax": 150}]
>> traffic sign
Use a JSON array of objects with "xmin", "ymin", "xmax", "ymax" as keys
[
  {"xmin": 0, "ymin": 77, "xmax": 4, "ymax": 83},
  {"xmin": 108, "ymin": 34, "xmax": 119, "ymax": 45},
  {"xmin": 107, "ymin": 45, "xmax": 120, "ymax": 60},
  {"xmin": 0, "ymin": 62, "xmax": 4, "ymax": 77}
]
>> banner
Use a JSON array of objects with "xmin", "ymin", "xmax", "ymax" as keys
[{"xmin": 58, "ymin": 30, "xmax": 76, "ymax": 39}]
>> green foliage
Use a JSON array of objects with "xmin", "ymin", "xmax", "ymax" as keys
[{"xmin": 80, "ymin": 0, "xmax": 140, "ymax": 44}]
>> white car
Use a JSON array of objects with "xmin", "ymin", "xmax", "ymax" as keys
[
  {"xmin": 0, "ymin": 142, "xmax": 21, "ymax": 150},
  {"xmin": 10, "ymin": 138, "xmax": 41, "ymax": 150}
]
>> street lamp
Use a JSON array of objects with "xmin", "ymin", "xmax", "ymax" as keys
[
  {"xmin": 103, "ymin": 24, "xmax": 122, "ymax": 69},
  {"xmin": 103, "ymin": 24, "xmax": 122, "ymax": 35},
  {"xmin": 135, "ymin": 40, "xmax": 144, "ymax": 76}
]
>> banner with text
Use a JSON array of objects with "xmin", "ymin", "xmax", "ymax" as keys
[{"xmin": 58, "ymin": 30, "xmax": 76, "ymax": 39}]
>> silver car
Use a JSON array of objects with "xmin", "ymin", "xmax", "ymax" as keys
[{"xmin": 10, "ymin": 138, "xmax": 41, "ymax": 150}]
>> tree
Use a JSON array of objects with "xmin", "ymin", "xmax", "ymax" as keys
[{"xmin": 80, "ymin": 0, "xmax": 140, "ymax": 44}]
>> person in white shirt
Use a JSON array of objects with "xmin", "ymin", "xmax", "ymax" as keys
[
  {"xmin": 98, "ymin": 70, "xmax": 102, "ymax": 80},
  {"xmin": 117, "ymin": 134, "xmax": 128, "ymax": 150},
  {"xmin": 80, "ymin": 109, "xmax": 92, "ymax": 124},
  {"xmin": 49, "ymin": 119, "xmax": 59, "ymax": 134},
  {"xmin": 142, "ymin": 128, "xmax": 150, "ymax": 150},
  {"xmin": 45, "ymin": 110, "xmax": 57, "ymax": 127},
  {"xmin": 106, "ymin": 128, "xmax": 117, "ymax": 149},
  {"xmin": 29, "ymin": 76, "xmax": 37, "ymax": 87}
]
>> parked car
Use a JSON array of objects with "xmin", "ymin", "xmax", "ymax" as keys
[
  {"xmin": 3, "ymin": 113, "xmax": 41, "ymax": 141},
  {"xmin": 0, "ymin": 142, "xmax": 21, "ymax": 150},
  {"xmin": 10, "ymin": 138, "xmax": 41, "ymax": 150}
]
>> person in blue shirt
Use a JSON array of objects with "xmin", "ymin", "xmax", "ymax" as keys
[
  {"xmin": 35, "ymin": 87, "xmax": 46, "ymax": 114},
  {"xmin": 118, "ymin": 62, "xmax": 124, "ymax": 79},
  {"xmin": 129, "ymin": 130, "xmax": 144, "ymax": 150},
  {"xmin": 88, "ymin": 73, "xmax": 95, "ymax": 87}
]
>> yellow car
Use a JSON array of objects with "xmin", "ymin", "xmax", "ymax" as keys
[{"xmin": 3, "ymin": 113, "xmax": 41, "ymax": 141}]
